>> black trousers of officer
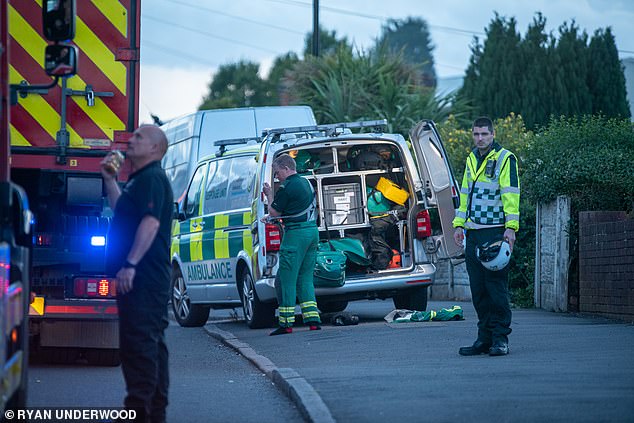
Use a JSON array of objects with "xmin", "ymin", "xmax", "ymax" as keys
[
  {"xmin": 465, "ymin": 227, "xmax": 512, "ymax": 344},
  {"xmin": 118, "ymin": 285, "xmax": 169, "ymax": 423}
]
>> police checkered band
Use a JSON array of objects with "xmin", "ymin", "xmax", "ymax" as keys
[{"xmin": 469, "ymin": 186, "xmax": 504, "ymax": 225}]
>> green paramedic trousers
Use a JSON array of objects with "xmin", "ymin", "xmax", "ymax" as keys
[{"xmin": 275, "ymin": 222, "xmax": 321, "ymax": 327}]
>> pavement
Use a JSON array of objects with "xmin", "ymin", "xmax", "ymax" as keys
[{"xmin": 205, "ymin": 300, "xmax": 634, "ymax": 423}]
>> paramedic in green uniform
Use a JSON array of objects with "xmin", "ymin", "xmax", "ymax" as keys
[{"xmin": 263, "ymin": 153, "xmax": 322, "ymax": 335}]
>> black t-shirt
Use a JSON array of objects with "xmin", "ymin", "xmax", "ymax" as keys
[
  {"xmin": 271, "ymin": 174, "xmax": 314, "ymax": 223},
  {"xmin": 106, "ymin": 161, "xmax": 174, "ymax": 300}
]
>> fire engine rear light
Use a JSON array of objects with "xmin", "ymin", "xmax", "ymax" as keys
[
  {"xmin": 416, "ymin": 210, "xmax": 432, "ymax": 239},
  {"xmin": 36, "ymin": 233, "xmax": 53, "ymax": 246},
  {"xmin": 91, "ymin": 235, "xmax": 106, "ymax": 246},
  {"xmin": 265, "ymin": 223, "xmax": 281, "ymax": 252},
  {"xmin": 74, "ymin": 277, "xmax": 116, "ymax": 298}
]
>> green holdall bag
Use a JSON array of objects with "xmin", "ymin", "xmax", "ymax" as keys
[{"xmin": 313, "ymin": 249, "xmax": 346, "ymax": 288}]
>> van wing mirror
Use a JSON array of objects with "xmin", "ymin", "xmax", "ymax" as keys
[
  {"xmin": 173, "ymin": 202, "xmax": 186, "ymax": 221},
  {"xmin": 44, "ymin": 43, "xmax": 78, "ymax": 76},
  {"xmin": 42, "ymin": 0, "xmax": 76, "ymax": 41}
]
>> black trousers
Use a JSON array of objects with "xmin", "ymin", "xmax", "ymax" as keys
[
  {"xmin": 465, "ymin": 227, "xmax": 512, "ymax": 344},
  {"xmin": 118, "ymin": 292, "xmax": 169, "ymax": 423}
]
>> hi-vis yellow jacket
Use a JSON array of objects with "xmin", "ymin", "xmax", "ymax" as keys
[{"xmin": 452, "ymin": 142, "xmax": 520, "ymax": 231}]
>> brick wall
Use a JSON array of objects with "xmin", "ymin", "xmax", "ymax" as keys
[{"xmin": 578, "ymin": 211, "xmax": 634, "ymax": 322}]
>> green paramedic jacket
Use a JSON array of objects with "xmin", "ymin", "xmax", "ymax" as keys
[{"xmin": 452, "ymin": 142, "xmax": 520, "ymax": 231}]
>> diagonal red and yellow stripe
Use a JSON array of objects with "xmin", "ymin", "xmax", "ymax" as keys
[{"xmin": 8, "ymin": 0, "xmax": 138, "ymax": 150}]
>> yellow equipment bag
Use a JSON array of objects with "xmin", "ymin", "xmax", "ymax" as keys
[{"xmin": 375, "ymin": 177, "xmax": 409, "ymax": 206}]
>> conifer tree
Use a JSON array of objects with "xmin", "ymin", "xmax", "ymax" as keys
[
  {"xmin": 554, "ymin": 22, "xmax": 592, "ymax": 117},
  {"xmin": 519, "ymin": 13, "xmax": 551, "ymax": 128},
  {"xmin": 588, "ymin": 28, "xmax": 630, "ymax": 118},
  {"xmin": 459, "ymin": 14, "xmax": 521, "ymax": 120},
  {"xmin": 375, "ymin": 17, "xmax": 437, "ymax": 87}
]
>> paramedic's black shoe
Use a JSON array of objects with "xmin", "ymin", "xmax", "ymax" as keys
[
  {"xmin": 458, "ymin": 340, "xmax": 491, "ymax": 356},
  {"xmin": 489, "ymin": 341, "xmax": 509, "ymax": 356},
  {"xmin": 269, "ymin": 327, "xmax": 292, "ymax": 336}
]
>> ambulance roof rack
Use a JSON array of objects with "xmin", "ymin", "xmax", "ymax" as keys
[
  {"xmin": 262, "ymin": 119, "xmax": 388, "ymax": 141},
  {"xmin": 214, "ymin": 136, "xmax": 261, "ymax": 156}
]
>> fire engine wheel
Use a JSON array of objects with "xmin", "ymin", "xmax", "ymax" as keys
[
  {"xmin": 393, "ymin": 286, "xmax": 429, "ymax": 311},
  {"xmin": 171, "ymin": 266, "xmax": 210, "ymax": 327},
  {"xmin": 240, "ymin": 268, "xmax": 276, "ymax": 329}
]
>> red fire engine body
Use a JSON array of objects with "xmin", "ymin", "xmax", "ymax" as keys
[{"xmin": 9, "ymin": 0, "xmax": 140, "ymax": 365}]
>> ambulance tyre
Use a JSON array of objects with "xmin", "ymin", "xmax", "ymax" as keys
[
  {"xmin": 317, "ymin": 300, "xmax": 348, "ymax": 313},
  {"xmin": 171, "ymin": 266, "xmax": 210, "ymax": 327},
  {"xmin": 393, "ymin": 286, "xmax": 428, "ymax": 311},
  {"xmin": 240, "ymin": 267, "xmax": 276, "ymax": 329}
]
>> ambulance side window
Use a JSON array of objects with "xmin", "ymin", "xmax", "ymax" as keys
[
  {"xmin": 184, "ymin": 164, "xmax": 206, "ymax": 219},
  {"xmin": 227, "ymin": 155, "xmax": 257, "ymax": 210},
  {"xmin": 203, "ymin": 159, "xmax": 230, "ymax": 214}
]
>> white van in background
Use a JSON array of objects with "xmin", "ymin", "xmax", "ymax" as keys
[{"xmin": 161, "ymin": 106, "xmax": 317, "ymax": 202}]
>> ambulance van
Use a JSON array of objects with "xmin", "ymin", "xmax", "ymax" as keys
[{"xmin": 169, "ymin": 119, "xmax": 462, "ymax": 328}]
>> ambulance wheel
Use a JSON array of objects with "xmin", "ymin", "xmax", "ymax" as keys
[
  {"xmin": 171, "ymin": 266, "xmax": 210, "ymax": 327},
  {"xmin": 240, "ymin": 268, "xmax": 276, "ymax": 329},
  {"xmin": 318, "ymin": 300, "xmax": 348, "ymax": 313},
  {"xmin": 393, "ymin": 286, "xmax": 428, "ymax": 311}
]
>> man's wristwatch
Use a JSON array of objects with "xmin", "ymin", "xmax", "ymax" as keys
[{"xmin": 123, "ymin": 260, "xmax": 137, "ymax": 269}]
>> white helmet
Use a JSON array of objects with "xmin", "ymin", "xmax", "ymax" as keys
[{"xmin": 476, "ymin": 240, "xmax": 511, "ymax": 271}]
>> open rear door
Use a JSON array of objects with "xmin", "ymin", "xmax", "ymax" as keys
[{"xmin": 410, "ymin": 120, "xmax": 463, "ymax": 259}]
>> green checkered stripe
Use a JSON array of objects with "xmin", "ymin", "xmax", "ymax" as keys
[
  {"xmin": 470, "ymin": 185, "xmax": 504, "ymax": 225},
  {"xmin": 173, "ymin": 211, "xmax": 252, "ymax": 263}
]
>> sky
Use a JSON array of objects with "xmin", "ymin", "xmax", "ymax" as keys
[{"xmin": 138, "ymin": 0, "xmax": 634, "ymax": 124}]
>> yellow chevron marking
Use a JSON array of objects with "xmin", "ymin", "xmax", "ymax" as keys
[
  {"xmin": 9, "ymin": 66, "xmax": 84, "ymax": 147},
  {"xmin": 29, "ymin": 296, "xmax": 44, "ymax": 316},
  {"xmin": 9, "ymin": 125, "xmax": 31, "ymax": 146},
  {"xmin": 90, "ymin": 0, "xmax": 128, "ymax": 37},
  {"xmin": 214, "ymin": 230, "xmax": 229, "ymax": 259},
  {"xmin": 9, "ymin": 4, "xmax": 47, "ymax": 62},
  {"xmin": 243, "ymin": 211, "xmax": 251, "ymax": 226},
  {"xmin": 74, "ymin": 17, "xmax": 127, "ymax": 94},
  {"xmin": 65, "ymin": 77, "xmax": 124, "ymax": 141},
  {"xmin": 10, "ymin": 5, "xmax": 124, "ymax": 143}
]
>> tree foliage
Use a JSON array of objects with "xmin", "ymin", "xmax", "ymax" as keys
[
  {"xmin": 303, "ymin": 26, "xmax": 351, "ymax": 57},
  {"xmin": 286, "ymin": 47, "xmax": 470, "ymax": 135},
  {"xmin": 458, "ymin": 13, "xmax": 631, "ymax": 129},
  {"xmin": 199, "ymin": 60, "xmax": 269, "ymax": 110},
  {"xmin": 522, "ymin": 115, "xmax": 634, "ymax": 211},
  {"xmin": 374, "ymin": 17, "xmax": 436, "ymax": 87}
]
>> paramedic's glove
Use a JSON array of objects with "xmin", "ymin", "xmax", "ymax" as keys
[
  {"xmin": 503, "ymin": 228, "xmax": 516, "ymax": 252},
  {"xmin": 453, "ymin": 228, "xmax": 465, "ymax": 248},
  {"xmin": 116, "ymin": 267, "xmax": 135, "ymax": 294}
]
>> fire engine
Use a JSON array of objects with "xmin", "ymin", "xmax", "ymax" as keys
[{"xmin": 6, "ymin": 0, "xmax": 140, "ymax": 366}]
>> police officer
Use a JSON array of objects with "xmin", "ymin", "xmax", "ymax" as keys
[
  {"xmin": 453, "ymin": 117, "xmax": 520, "ymax": 356},
  {"xmin": 101, "ymin": 125, "xmax": 174, "ymax": 421},
  {"xmin": 263, "ymin": 153, "xmax": 321, "ymax": 335}
]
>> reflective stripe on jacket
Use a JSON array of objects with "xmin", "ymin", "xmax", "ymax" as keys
[{"xmin": 452, "ymin": 142, "xmax": 520, "ymax": 231}]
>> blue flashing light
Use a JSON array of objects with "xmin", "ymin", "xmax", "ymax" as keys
[{"xmin": 91, "ymin": 236, "xmax": 106, "ymax": 247}]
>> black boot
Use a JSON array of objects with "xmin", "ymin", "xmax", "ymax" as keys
[
  {"xmin": 489, "ymin": 340, "xmax": 509, "ymax": 356},
  {"xmin": 269, "ymin": 326, "xmax": 292, "ymax": 336},
  {"xmin": 458, "ymin": 340, "xmax": 491, "ymax": 356}
]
